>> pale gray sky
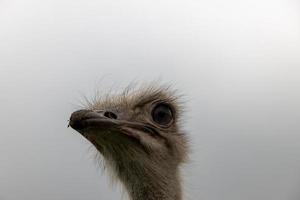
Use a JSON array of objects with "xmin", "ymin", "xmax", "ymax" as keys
[{"xmin": 0, "ymin": 0, "xmax": 300, "ymax": 200}]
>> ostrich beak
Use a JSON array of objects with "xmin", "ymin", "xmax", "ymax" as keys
[
  {"xmin": 69, "ymin": 109, "xmax": 120, "ymax": 134},
  {"xmin": 69, "ymin": 109, "xmax": 161, "ymax": 141}
]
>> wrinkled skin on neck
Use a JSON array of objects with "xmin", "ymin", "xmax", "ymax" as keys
[{"xmin": 98, "ymin": 131, "xmax": 183, "ymax": 200}]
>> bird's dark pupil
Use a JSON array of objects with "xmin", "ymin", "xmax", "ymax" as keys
[{"xmin": 152, "ymin": 104, "xmax": 173, "ymax": 125}]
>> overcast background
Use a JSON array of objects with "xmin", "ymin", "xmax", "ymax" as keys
[{"xmin": 0, "ymin": 0, "xmax": 300, "ymax": 200}]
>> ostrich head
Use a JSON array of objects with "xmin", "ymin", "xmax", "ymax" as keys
[{"xmin": 69, "ymin": 85, "xmax": 188, "ymax": 200}]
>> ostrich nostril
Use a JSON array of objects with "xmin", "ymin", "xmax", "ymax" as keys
[{"xmin": 104, "ymin": 111, "xmax": 118, "ymax": 119}]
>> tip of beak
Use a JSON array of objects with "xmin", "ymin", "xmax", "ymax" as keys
[{"xmin": 69, "ymin": 109, "xmax": 91, "ymax": 131}]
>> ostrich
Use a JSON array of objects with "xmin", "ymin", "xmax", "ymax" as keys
[{"xmin": 69, "ymin": 85, "xmax": 188, "ymax": 200}]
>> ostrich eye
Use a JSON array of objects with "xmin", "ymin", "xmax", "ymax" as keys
[{"xmin": 151, "ymin": 103, "xmax": 173, "ymax": 125}]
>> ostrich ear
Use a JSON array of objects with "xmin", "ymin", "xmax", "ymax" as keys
[{"xmin": 121, "ymin": 127, "xmax": 165, "ymax": 149}]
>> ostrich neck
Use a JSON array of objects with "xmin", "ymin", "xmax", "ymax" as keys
[
  {"xmin": 110, "ymin": 159, "xmax": 182, "ymax": 200},
  {"xmin": 124, "ymin": 169, "xmax": 181, "ymax": 200},
  {"xmin": 118, "ymin": 163, "xmax": 182, "ymax": 200}
]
